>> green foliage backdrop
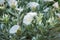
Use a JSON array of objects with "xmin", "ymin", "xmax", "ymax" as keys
[{"xmin": 0, "ymin": 0, "xmax": 60, "ymax": 40}]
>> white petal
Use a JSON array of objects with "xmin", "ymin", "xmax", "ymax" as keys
[
  {"xmin": 27, "ymin": 2, "xmax": 39, "ymax": 9},
  {"xmin": 23, "ymin": 15, "xmax": 33, "ymax": 25},
  {"xmin": 9, "ymin": 25, "xmax": 20, "ymax": 34},
  {"xmin": 7, "ymin": 0, "xmax": 17, "ymax": 7},
  {"xmin": 27, "ymin": 12, "xmax": 37, "ymax": 17},
  {"xmin": 53, "ymin": 2, "xmax": 59, "ymax": 8}
]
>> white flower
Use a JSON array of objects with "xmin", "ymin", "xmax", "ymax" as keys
[
  {"xmin": 43, "ymin": 7, "xmax": 50, "ymax": 12},
  {"xmin": 7, "ymin": 0, "xmax": 17, "ymax": 8},
  {"xmin": 23, "ymin": 12, "xmax": 37, "ymax": 25},
  {"xmin": 53, "ymin": 2, "xmax": 59, "ymax": 8},
  {"xmin": 27, "ymin": 12, "xmax": 37, "ymax": 17},
  {"xmin": 44, "ymin": 0, "xmax": 54, "ymax": 2},
  {"xmin": 27, "ymin": 2, "xmax": 39, "ymax": 10},
  {"xmin": 9, "ymin": 25, "xmax": 20, "ymax": 34},
  {"xmin": 23, "ymin": 15, "xmax": 33, "ymax": 25},
  {"xmin": 0, "ymin": 0, "xmax": 5, "ymax": 5}
]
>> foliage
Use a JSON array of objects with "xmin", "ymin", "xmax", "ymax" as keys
[{"xmin": 0, "ymin": 0, "xmax": 60, "ymax": 40}]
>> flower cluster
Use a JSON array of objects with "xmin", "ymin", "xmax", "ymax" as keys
[
  {"xmin": 7, "ymin": 0, "xmax": 18, "ymax": 8},
  {"xmin": 23, "ymin": 12, "xmax": 37, "ymax": 25},
  {"xmin": 27, "ymin": 2, "xmax": 39, "ymax": 11},
  {"xmin": 0, "ymin": 0, "xmax": 60, "ymax": 40}
]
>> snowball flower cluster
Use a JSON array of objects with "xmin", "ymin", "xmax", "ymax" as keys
[
  {"xmin": 27, "ymin": 2, "xmax": 39, "ymax": 10},
  {"xmin": 7, "ymin": 0, "xmax": 17, "ymax": 8},
  {"xmin": 23, "ymin": 12, "xmax": 37, "ymax": 25},
  {"xmin": 9, "ymin": 25, "xmax": 20, "ymax": 34}
]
